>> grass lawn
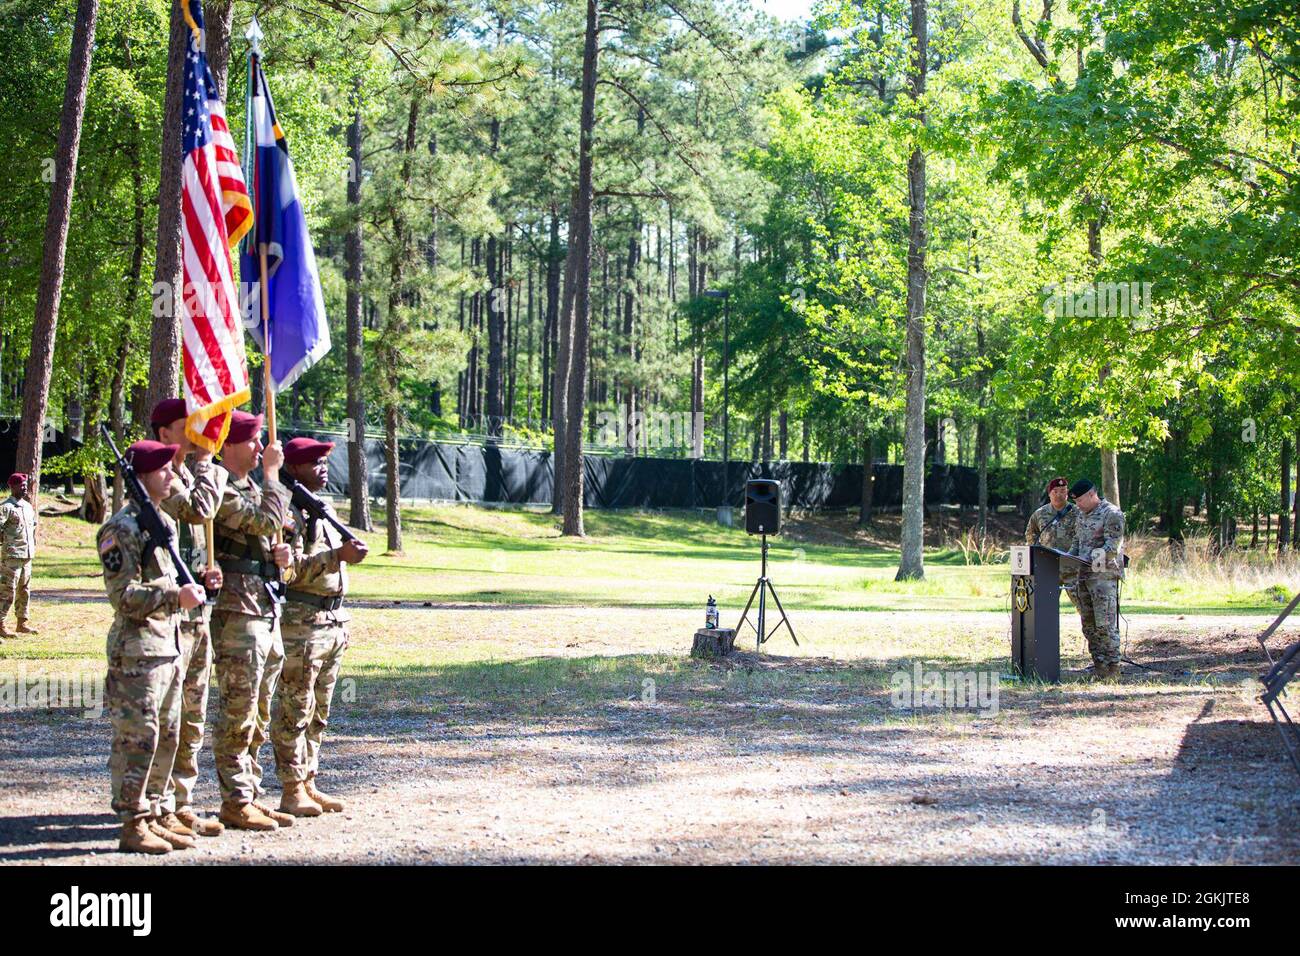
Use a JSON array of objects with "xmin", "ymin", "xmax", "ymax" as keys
[
  {"xmin": 5, "ymin": 501, "xmax": 1296, "ymax": 865},
  {"xmin": 27, "ymin": 501, "xmax": 1298, "ymax": 615}
]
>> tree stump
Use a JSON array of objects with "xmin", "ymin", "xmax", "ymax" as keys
[
  {"xmin": 691, "ymin": 627, "xmax": 736, "ymax": 660},
  {"xmin": 79, "ymin": 473, "xmax": 106, "ymax": 523}
]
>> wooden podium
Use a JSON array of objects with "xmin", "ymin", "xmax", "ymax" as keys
[{"xmin": 1009, "ymin": 545, "xmax": 1088, "ymax": 683}]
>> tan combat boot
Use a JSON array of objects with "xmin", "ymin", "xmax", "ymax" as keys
[
  {"xmin": 305, "ymin": 777, "xmax": 346, "ymax": 813},
  {"xmin": 176, "ymin": 807, "xmax": 224, "ymax": 837},
  {"xmin": 118, "ymin": 818, "xmax": 172, "ymax": 855},
  {"xmin": 155, "ymin": 811, "xmax": 196, "ymax": 838},
  {"xmin": 15, "ymin": 621, "xmax": 37, "ymax": 634},
  {"xmin": 148, "ymin": 819, "xmax": 195, "ymax": 849},
  {"xmin": 219, "ymin": 801, "xmax": 279, "ymax": 831},
  {"xmin": 1089, "ymin": 662, "xmax": 1120, "ymax": 682},
  {"xmin": 279, "ymin": 782, "xmax": 323, "ymax": 817},
  {"xmin": 253, "ymin": 800, "xmax": 295, "ymax": 827}
]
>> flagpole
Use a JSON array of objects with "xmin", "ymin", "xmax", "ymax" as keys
[
  {"xmin": 245, "ymin": 16, "xmax": 281, "ymax": 544},
  {"xmin": 245, "ymin": 18, "xmax": 273, "ymax": 446},
  {"xmin": 260, "ymin": 241, "xmax": 274, "ymax": 445}
]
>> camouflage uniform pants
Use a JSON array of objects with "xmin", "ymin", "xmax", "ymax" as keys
[
  {"xmin": 211, "ymin": 611, "xmax": 283, "ymax": 806},
  {"xmin": 106, "ymin": 651, "xmax": 182, "ymax": 821},
  {"xmin": 272, "ymin": 624, "xmax": 347, "ymax": 783},
  {"xmin": 160, "ymin": 619, "xmax": 213, "ymax": 812},
  {"xmin": 0, "ymin": 559, "xmax": 31, "ymax": 624},
  {"xmin": 250, "ymin": 635, "xmax": 284, "ymax": 798},
  {"xmin": 1076, "ymin": 575, "xmax": 1121, "ymax": 666},
  {"xmin": 1061, "ymin": 571, "xmax": 1079, "ymax": 611}
]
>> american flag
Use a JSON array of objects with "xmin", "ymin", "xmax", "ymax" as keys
[{"xmin": 180, "ymin": 0, "xmax": 252, "ymax": 452}]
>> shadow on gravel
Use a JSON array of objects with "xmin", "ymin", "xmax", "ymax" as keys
[
  {"xmin": 1137, "ymin": 698, "xmax": 1300, "ymax": 864},
  {"xmin": 1, "ymin": 643, "xmax": 1296, "ymax": 863},
  {"xmin": 0, "ymin": 812, "xmax": 119, "ymax": 861}
]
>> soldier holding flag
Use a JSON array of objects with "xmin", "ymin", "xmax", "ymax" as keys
[
  {"xmin": 210, "ymin": 410, "xmax": 294, "ymax": 830},
  {"xmin": 150, "ymin": 398, "xmax": 227, "ymax": 836}
]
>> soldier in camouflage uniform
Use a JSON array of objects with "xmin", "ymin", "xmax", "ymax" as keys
[
  {"xmin": 98, "ymin": 440, "xmax": 208, "ymax": 853},
  {"xmin": 150, "ymin": 399, "xmax": 227, "ymax": 837},
  {"xmin": 0, "ymin": 472, "xmax": 38, "ymax": 639},
  {"xmin": 273, "ymin": 437, "xmax": 368, "ymax": 816},
  {"xmin": 1025, "ymin": 476, "xmax": 1080, "ymax": 607},
  {"xmin": 1067, "ymin": 478, "xmax": 1126, "ymax": 680},
  {"xmin": 210, "ymin": 410, "xmax": 296, "ymax": 831}
]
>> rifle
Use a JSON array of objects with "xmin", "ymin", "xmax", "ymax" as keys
[
  {"xmin": 280, "ymin": 474, "xmax": 357, "ymax": 543},
  {"xmin": 100, "ymin": 424, "xmax": 198, "ymax": 589}
]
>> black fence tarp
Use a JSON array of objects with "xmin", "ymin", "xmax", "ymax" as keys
[
  {"xmin": 0, "ymin": 421, "xmax": 80, "ymax": 484},
  {"xmin": 297, "ymin": 433, "xmax": 1025, "ymax": 511}
]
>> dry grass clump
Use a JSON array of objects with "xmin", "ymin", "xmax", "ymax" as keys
[{"xmin": 1127, "ymin": 533, "xmax": 1300, "ymax": 604}]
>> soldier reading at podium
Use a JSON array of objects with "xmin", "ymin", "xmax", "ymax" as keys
[
  {"xmin": 1025, "ymin": 477, "xmax": 1079, "ymax": 607},
  {"xmin": 1067, "ymin": 478, "xmax": 1125, "ymax": 680}
]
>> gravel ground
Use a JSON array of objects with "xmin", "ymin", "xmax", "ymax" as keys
[{"xmin": 1, "ymin": 607, "xmax": 1297, "ymax": 865}]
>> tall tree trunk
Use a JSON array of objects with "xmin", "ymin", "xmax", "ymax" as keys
[
  {"xmin": 382, "ymin": 94, "xmax": 420, "ymax": 548},
  {"xmin": 859, "ymin": 431, "xmax": 875, "ymax": 527},
  {"xmin": 551, "ymin": 209, "xmax": 570, "ymax": 514},
  {"xmin": 559, "ymin": 0, "xmax": 599, "ymax": 536},
  {"xmin": 143, "ymin": 0, "xmax": 187, "ymax": 423},
  {"xmin": 1281, "ymin": 436, "xmax": 1292, "ymax": 551},
  {"xmin": 1089, "ymin": 212, "xmax": 1120, "ymax": 506},
  {"xmin": 345, "ymin": 81, "xmax": 372, "ymax": 532},
  {"xmin": 110, "ymin": 115, "xmax": 148, "ymax": 513},
  {"xmin": 384, "ymin": 404, "xmax": 401, "ymax": 552},
  {"xmin": 976, "ymin": 418, "xmax": 989, "ymax": 534},
  {"xmin": 485, "ymin": 119, "xmax": 505, "ymax": 438},
  {"xmin": 542, "ymin": 208, "xmax": 560, "ymax": 426},
  {"xmin": 204, "ymin": 0, "xmax": 235, "ymax": 97},
  {"xmin": 895, "ymin": 0, "xmax": 928, "ymax": 582},
  {"xmin": 1294, "ymin": 426, "xmax": 1299, "ymax": 552},
  {"xmin": 15, "ymin": 0, "xmax": 99, "ymax": 495}
]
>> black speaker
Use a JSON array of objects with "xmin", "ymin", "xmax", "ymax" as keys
[{"xmin": 745, "ymin": 479, "xmax": 781, "ymax": 535}]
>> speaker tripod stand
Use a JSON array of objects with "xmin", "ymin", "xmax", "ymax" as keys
[{"xmin": 737, "ymin": 534, "xmax": 798, "ymax": 651}]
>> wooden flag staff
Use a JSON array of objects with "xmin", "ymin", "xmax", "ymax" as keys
[{"xmin": 247, "ymin": 17, "xmax": 280, "ymax": 545}]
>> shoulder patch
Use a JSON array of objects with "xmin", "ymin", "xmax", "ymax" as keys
[{"xmin": 100, "ymin": 535, "xmax": 124, "ymax": 573}]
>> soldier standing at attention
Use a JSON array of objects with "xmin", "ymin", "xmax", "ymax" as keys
[
  {"xmin": 0, "ymin": 472, "xmax": 38, "ymax": 639},
  {"xmin": 98, "ymin": 440, "xmax": 208, "ymax": 854},
  {"xmin": 210, "ymin": 410, "xmax": 295, "ymax": 831},
  {"xmin": 150, "ymin": 398, "xmax": 227, "ymax": 837},
  {"xmin": 273, "ymin": 437, "xmax": 368, "ymax": 817},
  {"xmin": 1025, "ymin": 476, "xmax": 1080, "ymax": 606},
  {"xmin": 1068, "ymin": 478, "xmax": 1126, "ymax": 680}
]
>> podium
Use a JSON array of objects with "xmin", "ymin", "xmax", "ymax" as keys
[{"xmin": 1010, "ymin": 545, "xmax": 1087, "ymax": 683}]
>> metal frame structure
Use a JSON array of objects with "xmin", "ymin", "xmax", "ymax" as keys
[{"xmin": 1256, "ymin": 592, "xmax": 1300, "ymax": 775}]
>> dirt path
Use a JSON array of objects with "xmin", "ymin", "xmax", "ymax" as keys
[{"xmin": 0, "ymin": 608, "xmax": 1296, "ymax": 864}]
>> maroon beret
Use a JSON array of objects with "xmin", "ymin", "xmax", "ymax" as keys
[
  {"xmin": 1045, "ymin": 476, "xmax": 1068, "ymax": 493},
  {"xmin": 284, "ymin": 436, "xmax": 335, "ymax": 465},
  {"xmin": 8, "ymin": 473, "xmax": 26, "ymax": 488},
  {"xmin": 150, "ymin": 397, "xmax": 188, "ymax": 430},
  {"xmin": 127, "ymin": 440, "xmax": 179, "ymax": 476},
  {"xmin": 225, "ymin": 410, "xmax": 264, "ymax": 445}
]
